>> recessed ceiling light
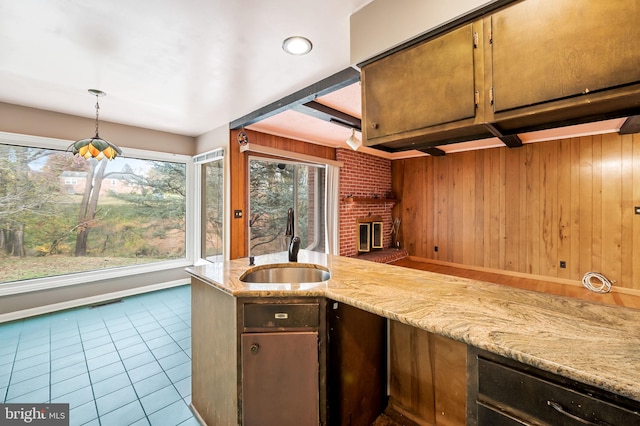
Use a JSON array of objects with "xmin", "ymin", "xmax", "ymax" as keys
[{"xmin": 282, "ymin": 36, "xmax": 313, "ymax": 55}]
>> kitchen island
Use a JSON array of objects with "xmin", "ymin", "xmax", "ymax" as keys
[{"xmin": 186, "ymin": 250, "xmax": 640, "ymax": 425}]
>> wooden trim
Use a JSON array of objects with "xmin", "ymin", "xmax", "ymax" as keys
[
  {"xmin": 406, "ymin": 255, "xmax": 640, "ymax": 297},
  {"xmin": 240, "ymin": 143, "xmax": 343, "ymax": 167}
]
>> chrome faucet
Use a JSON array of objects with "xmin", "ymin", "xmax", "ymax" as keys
[{"xmin": 285, "ymin": 208, "xmax": 300, "ymax": 261}]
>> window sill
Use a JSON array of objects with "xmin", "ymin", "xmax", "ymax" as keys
[{"xmin": 0, "ymin": 259, "xmax": 193, "ymax": 297}]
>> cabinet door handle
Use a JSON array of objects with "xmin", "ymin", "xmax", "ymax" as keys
[
  {"xmin": 546, "ymin": 401, "xmax": 611, "ymax": 426},
  {"xmin": 250, "ymin": 343, "xmax": 260, "ymax": 354}
]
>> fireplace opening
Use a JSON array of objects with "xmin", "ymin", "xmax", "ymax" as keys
[{"xmin": 356, "ymin": 216, "xmax": 383, "ymax": 253}]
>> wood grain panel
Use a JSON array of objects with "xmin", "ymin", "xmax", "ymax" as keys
[
  {"xmin": 557, "ymin": 138, "xmax": 572, "ymax": 279},
  {"xmin": 388, "ymin": 321, "xmax": 467, "ymax": 426},
  {"xmin": 633, "ymin": 134, "xmax": 640, "ymax": 287},
  {"xmin": 228, "ymin": 129, "xmax": 336, "ymax": 259},
  {"xmin": 601, "ymin": 133, "xmax": 622, "ymax": 282},
  {"xmin": 620, "ymin": 135, "xmax": 634, "ymax": 286},
  {"xmin": 462, "ymin": 151, "xmax": 477, "ymax": 265},
  {"xmin": 504, "ymin": 147, "xmax": 520, "ymax": 271},
  {"xmin": 393, "ymin": 132, "xmax": 640, "ymax": 290},
  {"xmin": 592, "ymin": 136, "xmax": 603, "ymax": 274}
]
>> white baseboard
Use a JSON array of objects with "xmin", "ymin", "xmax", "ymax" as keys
[{"xmin": 0, "ymin": 279, "xmax": 190, "ymax": 324}]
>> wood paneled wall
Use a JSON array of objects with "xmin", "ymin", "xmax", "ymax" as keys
[
  {"xmin": 229, "ymin": 129, "xmax": 336, "ymax": 259},
  {"xmin": 392, "ymin": 133, "xmax": 640, "ymax": 290},
  {"xmin": 388, "ymin": 321, "xmax": 467, "ymax": 426}
]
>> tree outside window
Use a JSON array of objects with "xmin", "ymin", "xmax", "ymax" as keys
[{"xmin": 0, "ymin": 143, "xmax": 187, "ymax": 283}]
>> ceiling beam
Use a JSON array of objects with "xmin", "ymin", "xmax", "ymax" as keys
[
  {"xmin": 485, "ymin": 123, "xmax": 523, "ymax": 148},
  {"xmin": 230, "ymin": 67, "xmax": 360, "ymax": 130},
  {"xmin": 419, "ymin": 147, "xmax": 446, "ymax": 156},
  {"xmin": 619, "ymin": 115, "xmax": 640, "ymax": 135},
  {"xmin": 293, "ymin": 101, "xmax": 362, "ymax": 131}
]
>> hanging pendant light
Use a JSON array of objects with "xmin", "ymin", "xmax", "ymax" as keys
[
  {"xmin": 346, "ymin": 128, "xmax": 362, "ymax": 151},
  {"xmin": 69, "ymin": 89, "xmax": 122, "ymax": 160}
]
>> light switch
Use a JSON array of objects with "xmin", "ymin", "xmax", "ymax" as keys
[{"xmin": 234, "ymin": 210, "xmax": 243, "ymax": 218}]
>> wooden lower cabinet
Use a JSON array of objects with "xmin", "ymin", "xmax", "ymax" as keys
[{"xmin": 387, "ymin": 321, "xmax": 468, "ymax": 426}]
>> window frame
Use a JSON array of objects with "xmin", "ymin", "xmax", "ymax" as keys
[
  {"xmin": 193, "ymin": 148, "xmax": 225, "ymax": 264},
  {"xmin": 0, "ymin": 131, "xmax": 195, "ymax": 296}
]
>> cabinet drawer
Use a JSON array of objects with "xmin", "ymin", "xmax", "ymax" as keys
[
  {"xmin": 478, "ymin": 357, "xmax": 640, "ymax": 425},
  {"xmin": 243, "ymin": 303, "xmax": 319, "ymax": 330}
]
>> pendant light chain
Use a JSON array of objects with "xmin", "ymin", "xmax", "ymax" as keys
[{"xmin": 94, "ymin": 95, "xmax": 101, "ymax": 137}]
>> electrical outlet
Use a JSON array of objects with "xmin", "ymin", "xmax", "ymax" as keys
[
  {"xmin": 234, "ymin": 209, "xmax": 243, "ymax": 218},
  {"xmin": 560, "ymin": 261, "xmax": 566, "ymax": 269},
  {"xmin": 434, "ymin": 246, "xmax": 438, "ymax": 252},
  {"xmin": 635, "ymin": 206, "xmax": 640, "ymax": 215}
]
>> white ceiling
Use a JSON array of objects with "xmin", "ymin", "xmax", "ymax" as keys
[
  {"xmin": 0, "ymin": 0, "xmax": 629, "ymax": 157},
  {"xmin": 0, "ymin": 0, "xmax": 372, "ymax": 138}
]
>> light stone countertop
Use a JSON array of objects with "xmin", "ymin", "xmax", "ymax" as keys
[{"xmin": 186, "ymin": 250, "xmax": 640, "ymax": 403}]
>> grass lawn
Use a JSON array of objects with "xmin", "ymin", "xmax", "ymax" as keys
[{"xmin": 0, "ymin": 255, "xmax": 151, "ymax": 282}]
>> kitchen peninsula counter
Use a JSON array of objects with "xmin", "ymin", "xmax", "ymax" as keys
[{"xmin": 186, "ymin": 250, "xmax": 640, "ymax": 404}]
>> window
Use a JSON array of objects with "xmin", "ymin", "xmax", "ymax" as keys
[
  {"xmin": 248, "ymin": 157, "xmax": 326, "ymax": 256},
  {"xmin": 0, "ymin": 133, "xmax": 192, "ymax": 286},
  {"xmin": 197, "ymin": 151, "xmax": 224, "ymax": 262}
]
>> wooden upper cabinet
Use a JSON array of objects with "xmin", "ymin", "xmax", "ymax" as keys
[
  {"xmin": 360, "ymin": 0, "xmax": 640, "ymax": 152},
  {"xmin": 362, "ymin": 22, "xmax": 490, "ymax": 150},
  {"xmin": 491, "ymin": 0, "xmax": 640, "ymax": 114}
]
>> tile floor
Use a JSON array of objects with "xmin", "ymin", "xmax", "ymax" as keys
[{"xmin": 0, "ymin": 285, "xmax": 199, "ymax": 426}]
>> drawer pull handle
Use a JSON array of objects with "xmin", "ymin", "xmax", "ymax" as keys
[
  {"xmin": 274, "ymin": 313, "xmax": 288, "ymax": 319},
  {"xmin": 250, "ymin": 343, "xmax": 260, "ymax": 353},
  {"xmin": 547, "ymin": 401, "xmax": 608, "ymax": 426}
]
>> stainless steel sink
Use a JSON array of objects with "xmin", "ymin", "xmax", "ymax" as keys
[{"xmin": 240, "ymin": 264, "xmax": 330, "ymax": 283}]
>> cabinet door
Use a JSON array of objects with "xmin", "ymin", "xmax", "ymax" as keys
[
  {"xmin": 362, "ymin": 23, "xmax": 477, "ymax": 141},
  {"xmin": 491, "ymin": 0, "xmax": 640, "ymax": 113},
  {"xmin": 241, "ymin": 332, "xmax": 319, "ymax": 426}
]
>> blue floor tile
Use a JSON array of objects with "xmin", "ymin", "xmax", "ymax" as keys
[
  {"xmin": 85, "ymin": 351, "xmax": 120, "ymax": 371},
  {"xmin": 92, "ymin": 372, "xmax": 131, "ymax": 399},
  {"xmin": 0, "ymin": 285, "xmax": 195, "ymax": 425},
  {"xmin": 6, "ymin": 373, "xmax": 49, "ymax": 401},
  {"xmin": 132, "ymin": 372, "xmax": 172, "ymax": 399},
  {"xmin": 95, "ymin": 385, "xmax": 138, "ymax": 416},
  {"xmin": 6, "ymin": 385, "xmax": 49, "ymax": 403},
  {"xmin": 158, "ymin": 352, "xmax": 190, "ymax": 371},
  {"xmin": 51, "ymin": 385, "xmax": 94, "ymax": 409},
  {"xmin": 98, "ymin": 399, "xmax": 146, "ymax": 425},
  {"xmin": 128, "ymin": 361, "xmax": 163, "ymax": 383},
  {"xmin": 121, "ymin": 347, "xmax": 154, "ymax": 367},
  {"xmin": 68, "ymin": 400, "xmax": 98, "ymax": 426},
  {"xmin": 51, "ymin": 372, "xmax": 91, "ymax": 400},
  {"xmin": 164, "ymin": 362, "xmax": 190, "ymax": 383},
  {"xmin": 88, "ymin": 361, "xmax": 126, "ymax": 384},
  {"xmin": 51, "ymin": 363, "xmax": 87, "ymax": 385},
  {"xmin": 10, "ymin": 361, "xmax": 50, "ymax": 385},
  {"xmin": 140, "ymin": 384, "xmax": 182, "ymax": 415},
  {"xmin": 147, "ymin": 399, "xmax": 193, "ymax": 426}
]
